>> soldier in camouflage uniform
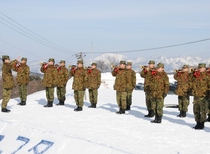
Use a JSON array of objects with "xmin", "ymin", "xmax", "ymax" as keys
[
  {"xmin": 191, "ymin": 63, "xmax": 210, "ymax": 129},
  {"xmin": 149, "ymin": 63, "xmax": 169, "ymax": 123},
  {"xmin": 40, "ymin": 58, "xmax": 57, "ymax": 107},
  {"xmin": 56, "ymin": 60, "xmax": 69, "ymax": 106},
  {"xmin": 112, "ymin": 60, "xmax": 128, "ymax": 114},
  {"xmin": 126, "ymin": 62, "xmax": 136, "ymax": 110},
  {"xmin": 206, "ymin": 67, "xmax": 210, "ymax": 122},
  {"xmin": 140, "ymin": 60, "xmax": 155, "ymax": 117},
  {"xmin": 1, "ymin": 55, "xmax": 19, "ymax": 112},
  {"xmin": 13, "ymin": 57, "xmax": 30, "ymax": 106},
  {"xmin": 69, "ymin": 60, "xmax": 88, "ymax": 111},
  {"xmin": 174, "ymin": 65, "xmax": 190, "ymax": 117},
  {"xmin": 87, "ymin": 62, "xmax": 101, "ymax": 108}
]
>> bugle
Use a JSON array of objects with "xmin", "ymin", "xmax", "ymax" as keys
[
  {"xmin": 111, "ymin": 64, "xmax": 118, "ymax": 69},
  {"xmin": 174, "ymin": 69, "xmax": 183, "ymax": 73},
  {"xmin": 40, "ymin": 62, "xmax": 47, "ymax": 66},
  {"xmin": 190, "ymin": 68, "xmax": 198, "ymax": 72},
  {"xmin": 140, "ymin": 65, "xmax": 148, "ymax": 69}
]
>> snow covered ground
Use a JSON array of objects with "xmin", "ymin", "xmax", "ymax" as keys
[{"xmin": 0, "ymin": 73, "xmax": 210, "ymax": 154}]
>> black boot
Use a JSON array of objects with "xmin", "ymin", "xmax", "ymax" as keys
[
  {"xmin": 206, "ymin": 114, "xmax": 210, "ymax": 122},
  {"xmin": 151, "ymin": 115, "xmax": 158, "ymax": 123},
  {"xmin": 199, "ymin": 122, "xmax": 205, "ymax": 129},
  {"xmin": 116, "ymin": 109, "xmax": 125, "ymax": 114},
  {"xmin": 156, "ymin": 116, "xmax": 162, "ymax": 123},
  {"xmin": 177, "ymin": 111, "xmax": 183, "ymax": 117},
  {"xmin": 144, "ymin": 110, "xmax": 150, "ymax": 117},
  {"xmin": 182, "ymin": 111, "xmax": 186, "ymax": 117},
  {"xmin": 56, "ymin": 101, "xmax": 64, "ymax": 106},
  {"xmin": 126, "ymin": 105, "xmax": 131, "ymax": 110},
  {"xmin": 44, "ymin": 101, "xmax": 53, "ymax": 107},
  {"xmin": 193, "ymin": 122, "xmax": 201, "ymax": 129},
  {"xmin": 1, "ymin": 108, "xmax": 11, "ymax": 113},
  {"xmin": 74, "ymin": 106, "xmax": 83, "ymax": 111},
  {"xmin": 18, "ymin": 101, "xmax": 26, "ymax": 106},
  {"xmin": 92, "ymin": 104, "xmax": 96, "ymax": 108},
  {"xmin": 149, "ymin": 110, "xmax": 154, "ymax": 117}
]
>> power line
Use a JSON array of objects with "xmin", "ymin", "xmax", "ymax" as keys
[
  {"xmin": 0, "ymin": 12, "xmax": 76, "ymax": 55},
  {"xmin": 0, "ymin": 38, "xmax": 43, "ymax": 59},
  {"xmin": 0, "ymin": 12, "xmax": 74, "ymax": 54},
  {"xmin": 85, "ymin": 38, "xmax": 210, "ymax": 54}
]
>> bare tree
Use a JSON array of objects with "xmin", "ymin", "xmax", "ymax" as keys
[{"xmin": 95, "ymin": 60, "xmax": 109, "ymax": 73}]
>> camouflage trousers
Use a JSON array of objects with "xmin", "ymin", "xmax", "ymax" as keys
[
  {"xmin": 74, "ymin": 90, "xmax": 85, "ymax": 107},
  {"xmin": 145, "ymin": 92, "xmax": 152, "ymax": 111},
  {"xmin": 1, "ymin": 88, "xmax": 12, "ymax": 109},
  {"xmin": 178, "ymin": 95, "xmax": 190, "ymax": 112},
  {"xmin": 18, "ymin": 84, "xmax": 27, "ymax": 102},
  {"xmin": 150, "ymin": 97, "xmax": 164, "ymax": 116},
  {"xmin": 206, "ymin": 91, "xmax": 210, "ymax": 114},
  {"xmin": 116, "ymin": 91, "xmax": 127, "ymax": 110},
  {"xmin": 126, "ymin": 92, "xmax": 133, "ymax": 106},
  {"xmin": 46, "ymin": 87, "xmax": 54, "ymax": 102},
  {"xmin": 57, "ymin": 86, "xmax": 66, "ymax": 102},
  {"xmin": 193, "ymin": 96, "xmax": 208, "ymax": 122},
  {"xmin": 88, "ymin": 89, "xmax": 98, "ymax": 104}
]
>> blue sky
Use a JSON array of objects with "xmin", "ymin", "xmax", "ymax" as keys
[{"xmin": 0, "ymin": 0, "xmax": 210, "ymax": 64}]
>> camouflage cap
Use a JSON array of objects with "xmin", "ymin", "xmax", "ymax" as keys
[
  {"xmin": 48, "ymin": 58, "xmax": 55, "ymax": 62},
  {"xmin": 157, "ymin": 62, "xmax": 164, "ymax": 68},
  {"xmin": 91, "ymin": 62, "xmax": 97, "ymax": 66},
  {"xmin": 77, "ymin": 59, "xmax": 83, "ymax": 64},
  {"xmin": 59, "ymin": 60, "xmax": 65, "ymax": 64},
  {"xmin": 119, "ymin": 60, "xmax": 126, "ymax": 65},
  {"xmin": 2, "ymin": 55, "xmax": 10, "ymax": 60},
  {"xmin": 182, "ymin": 64, "xmax": 189, "ymax": 69},
  {"xmin": 127, "ymin": 62, "xmax": 132, "ymax": 66},
  {"xmin": 21, "ymin": 57, "xmax": 27, "ymax": 61},
  {"xmin": 198, "ymin": 63, "xmax": 206, "ymax": 68},
  {"xmin": 148, "ymin": 60, "xmax": 155, "ymax": 64}
]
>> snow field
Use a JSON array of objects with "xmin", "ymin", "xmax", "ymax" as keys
[{"xmin": 0, "ymin": 73, "xmax": 210, "ymax": 154}]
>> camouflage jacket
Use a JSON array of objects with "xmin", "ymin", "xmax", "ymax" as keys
[
  {"xmin": 140, "ymin": 68, "xmax": 153, "ymax": 93},
  {"xmin": 206, "ymin": 70, "xmax": 210, "ymax": 99},
  {"xmin": 87, "ymin": 68, "xmax": 101, "ymax": 89},
  {"xmin": 149, "ymin": 71, "xmax": 169, "ymax": 98},
  {"xmin": 56, "ymin": 66, "xmax": 69, "ymax": 87},
  {"xmin": 40, "ymin": 65, "xmax": 58, "ymax": 87},
  {"xmin": 13, "ymin": 63, "xmax": 30, "ymax": 85},
  {"xmin": 190, "ymin": 71, "xmax": 210, "ymax": 97},
  {"xmin": 126, "ymin": 69, "xmax": 136, "ymax": 92},
  {"xmin": 112, "ymin": 68, "xmax": 128, "ymax": 92},
  {"xmin": 2, "ymin": 60, "xmax": 17, "ymax": 89},
  {"xmin": 174, "ymin": 72, "xmax": 190, "ymax": 96},
  {"xmin": 69, "ymin": 67, "xmax": 88, "ymax": 90}
]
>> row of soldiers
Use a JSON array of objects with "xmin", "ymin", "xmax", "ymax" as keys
[
  {"xmin": 140, "ymin": 61, "xmax": 210, "ymax": 129},
  {"xmin": 40, "ymin": 58, "xmax": 102, "ymax": 111},
  {"xmin": 2, "ymin": 55, "xmax": 210, "ymax": 130},
  {"xmin": 1, "ymin": 55, "xmax": 102, "ymax": 112}
]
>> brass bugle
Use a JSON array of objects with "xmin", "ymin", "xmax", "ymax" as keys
[
  {"xmin": 174, "ymin": 69, "xmax": 183, "ymax": 73},
  {"xmin": 68, "ymin": 64, "xmax": 77, "ymax": 68},
  {"xmin": 55, "ymin": 64, "xmax": 60, "ymax": 68},
  {"xmin": 190, "ymin": 68, "xmax": 198, "ymax": 72},
  {"xmin": 140, "ymin": 65, "xmax": 148, "ymax": 69},
  {"xmin": 111, "ymin": 65, "xmax": 118, "ymax": 69},
  {"xmin": 40, "ymin": 62, "xmax": 47, "ymax": 66}
]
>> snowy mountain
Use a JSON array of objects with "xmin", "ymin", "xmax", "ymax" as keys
[
  {"xmin": 87, "ymin": 54, "xmax": 210, "ymax": 73},
  {"xmin": 0, "ymin": 73, "xmax": 210, "ymax": 154},
  {"xmin": 2, "ymin": 54, "xmax": 208, "ymax": 75}
]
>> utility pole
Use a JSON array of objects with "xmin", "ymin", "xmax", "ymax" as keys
[{"xmin": 75, "ymin": 52, "xmax": 86, "ymax": 60}]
